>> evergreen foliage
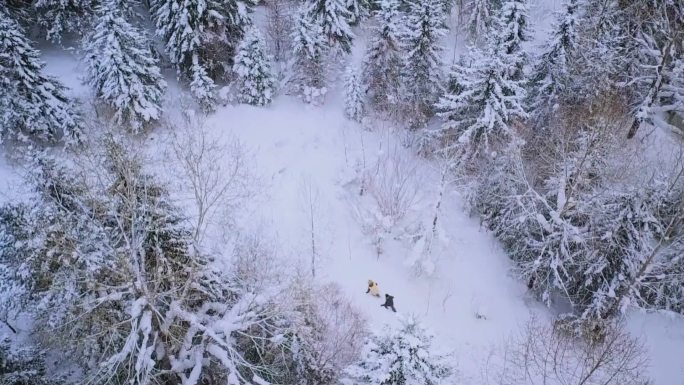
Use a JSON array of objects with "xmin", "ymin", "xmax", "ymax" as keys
[
  {"xmin": 401, "ymin": 0, "xmax": 447, "ymax": 127},
  {"xmin": 84, "ymin": 0, "xmax": 167, "ymax": 132},
  {"xmin": 307, "ymin": 0, "xmax": 355, "ymax": 53},
  {"xmin": 34, "ymin": 0, "xmax": 94, "ymax": 43},
  {"xmin": 345, "ymin": 315, "xmax": 451, "ymax": 385},
  {"xmin": 363, "ymin": 0, "xmax": 403, "ymax": 113},
  {"xmin": 233, "ymin": 27, "xmax": 275, "ymax": 106},
  {"xmin": 344, "ymin": 66, "xmax": 365, "ymax": 122},
  {"xmin": 291, "ymin": 5, "xmax": 329, "ymax": 104},
  {"xmin": 0, "ymin": 8, "xmax": 80, "ymax": 144},
  {"xmin": 151, "ymin": 0, "xmax": 254, "ymax": 108}
]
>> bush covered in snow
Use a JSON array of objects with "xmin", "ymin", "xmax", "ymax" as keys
[
  {"xmin": 489, "ymin": 316, "xmax": 649, "ymax": 385},
  {"xmin": 344, "ymin": 66, "xmax": 365, "ymax": 122},
  {"xmin": 344, "ymin": 315, "xmax": 452, "ymax": 385}
]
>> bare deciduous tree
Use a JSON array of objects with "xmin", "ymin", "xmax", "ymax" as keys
[
  {"xmin": 366, "ymin": 145, "xmax": 422, "ymax": 226},
  {"xmin": 265, "ymin": 0, "xmax": 296, "ymax": 65},
  {"xmin": 299, "ymin": 176, "xmax": 324, "ymax": 277},
  {"xmin": 169, "ymin": 111, "xmax": 254, "ymax": 244},
  {"xmin": 488, "ymin": 316, "xmax": 650, "ymax": 385}
]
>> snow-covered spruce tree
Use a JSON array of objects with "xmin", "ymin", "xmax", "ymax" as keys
[
  {"xmin": 464, "ymin": 0, "xmax": 500, "ymax": 42},
  {"xmin": 468, "ymin": 138, "xmax": 594, "ymax": 309},
  {"xmin": 0, "ymin": 142, "xmax": 292, "ymax": 385},
  {"xmin": 613, "ymin": 1, "xmax": 684, "ymax": 139},
  {"xmin": 581, "ymin": 179, "xmax": 684, "ymax": 320},
  {"xmin": 431, "ymin": 1, "xmax": 527, "ymax": 155},
  {"xmin": 363, "ymin": 0, "xmax": 403, "ymax": 113},
  {"xmin": 401, "ymin": 0, "xmax": 447, "ymax": 128},
  {"xmin": 0, "ymin": 8, "xmax": 80, "ymax": 144},
  {"xmin": 495, "ymin": 0, "xmax": 529, "ymax": 81},
  {"xmin": 83, "ymin": 0, "xmax": 166, "ymax": 132},
  {"xmin": 432, "ymin": 45, "xmax": 527, "ymax": 158},
  {"xmin": 307, "ymin": 0, "xmax": 355, "ymax": 53},
  {"xmin": 527, "ymin": 0, "xmax": 579, "ymax": 120},
  {"xmin": 430, "ymin": 56, "xmax": 477, "ymax": 152},
  {"xmin": 34, "ymin": 0, "xmax": 94, "ymax": 43},
  {"xmin": 291, "ymin": 5, "xmax": 329, "ymax": 103},
  {"xmin": 465, "ymin": 100, "xmax": 683, "ymax": 322},
  {"xmin": 347, "ymin": 0, "xmax": 371, "ymax": 25},
  {"xmin": 344, "ymin": 66, "xmax": 365, "ymax": 122},
  {"xmin": 233, "ymin": 27, "xmax": 275, "ymax": 106},
  {"xmin": 660, "ymin": 54, "xmax": 684, "ymax": 132},
  {"xmin": 151, "ymin": 0, "xmax": 253, "ymax": 108},
  {"xmin": 628, "ymin": 39, "xmax": 684, "ymax": 138},
  {"xmin": 573, "ymin": 0, "xmax": 683, "ymax": 138},
  {"xmin": 570, "ymin": 0, "xmax": 625, "ymax": 99},
  {"xmin": 642, "ymin": 230, "xmax": 684, "ymax": 314},
  {"xmin": 345, "ymin": 315, "xmax": 451, "ymax": 385},
  {"xmin": 0, "ymin": 338, "xmax": 65, "ymax": 385}
]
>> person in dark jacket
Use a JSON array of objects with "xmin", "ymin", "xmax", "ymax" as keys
[{"xmin": 381, "ymin": 294, "xmax": 396, "ymax": 312}]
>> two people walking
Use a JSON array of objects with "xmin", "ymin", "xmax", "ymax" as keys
[{"xmin": 366, "ymin": 279, "xmax": 396, "ymax": 312}]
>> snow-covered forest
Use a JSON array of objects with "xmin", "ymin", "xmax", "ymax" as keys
[{"xmin": 1, "ymin": 0, "xmax": 683, "ymax": 384}]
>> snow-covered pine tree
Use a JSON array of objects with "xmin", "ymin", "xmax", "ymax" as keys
[
  {"xmin": 464, "ymin": 0, "xmax": 500, "ymax": 42},
  {"xmin": 347, "ymin": 0, "xmax": 371, "ymax": 25},
  {"xmin": 575, "ymin": 0, "xmax": 683, "ymax": 138},
  {"xmin": 527, "ymin": 0, "xmax": 579, "ymax": 119},
  {"xmin": 618, "ymin": 1, "xmax": 684, "ymax": 139},
  {"xmin": 628, "ymin": 39, "xmax": 684, "ymax": 138},
  {"xmin": 84, "ymin": 0, "xmax": 167, "ymax": 132},
  {"xmin": 307, "ymin": 0, "xmax": 355, "ymax": 53},
  {"xmin": 344, "ymin": 65, "xmax": 364, "ymax": 122},
  {"xmin": 233, "ymin": 27, "xmax": 275, "ymax": 106},
  {"xmin": 345, "ymin": 315, "xmax": 451, "ymax": 385},
  {"xmin": 151, "ymin": 0, "xmax": 253, "ymax": 109},
  {"xmin": 571, "ymin": 0, "xmax": 624, "ymax": 95},
  {"xmin": 291, "ymin": 5, "xmax": 329, "ymax": 103},
  {"xmin": 495, "ymin": 0, "xmax": 529, "ymax": 81},
  {"xmin": 433, "ymin": 45, "xmax": 527, "ymax": 158},
  {"xmin": 0, "ymin": 8, "xmax": 80, "ymax": 144},
  {"xmin": 34, "ymin": 0, "xmax": 94, "ymax": 43},
  {"xmin": 467, "ymin": 135, "xmax": 595, "ymax": 309},
  {"xmin": 401, "ymin": 0, "xmax": 447, "ymax": 127},
  {"xmin": 660, "ymin": 54, "xmax": 684, "ymax": 132},
  {"xmin": 431, "ymin": 0, "xmax": 527, "ymax": 155},
  {"xmin": 363, "ymin": 0, "xmax": 403, "ymax": 113},
  {"xmin": 582, "ymin": 178, "xmax": 684, "ymax": 320},
  {"xmin": 0, "ymin": 142, "xmax": 291, "ymax": 385}
]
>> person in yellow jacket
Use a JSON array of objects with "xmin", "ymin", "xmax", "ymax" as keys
[{"xmin": 366, "ymin": 279, "xmax": 380, "ymax": 297}]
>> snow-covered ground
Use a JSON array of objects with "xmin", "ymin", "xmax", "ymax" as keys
[
  {"xmin": 139, "ymin": 88, "xmax": 681, "ymax": 383},
  {"xmin": 1, "ymin": 2, "xmax": 683, "ymax": 382},
  {"xmin": 145, "ymin": 94, "xmax": 547, "ymax": 381}
]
